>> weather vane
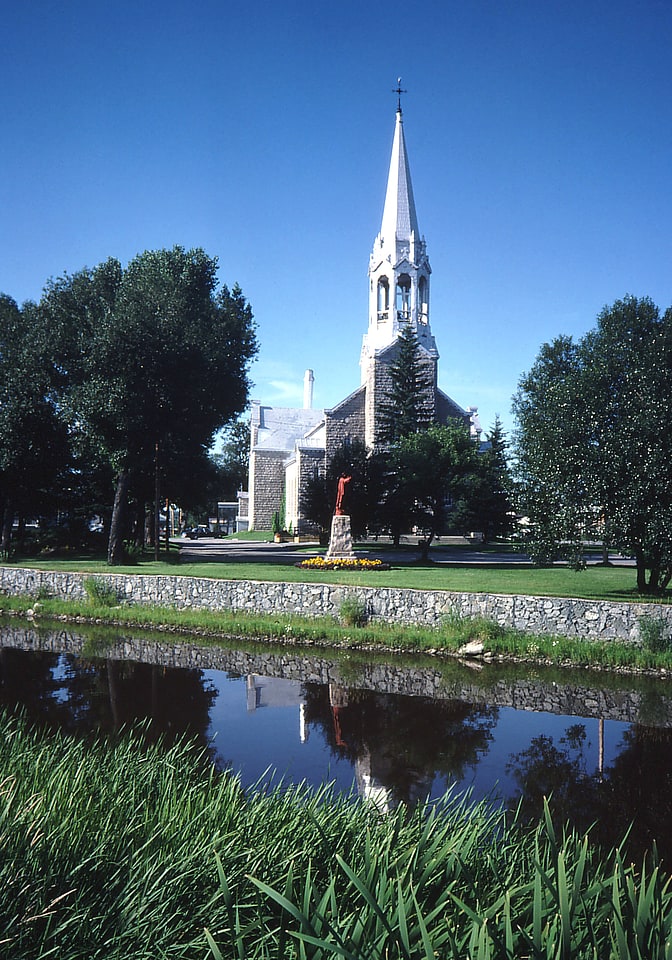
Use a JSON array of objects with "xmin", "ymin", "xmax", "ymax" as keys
[{"xmin": 393, "ymin": 77, "xmax": 407, "ymax": 112}]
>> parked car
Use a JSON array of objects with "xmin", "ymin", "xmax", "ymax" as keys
[{"xmin": 183, "ymin": 526, "xmax": 211, "ymax": 539}]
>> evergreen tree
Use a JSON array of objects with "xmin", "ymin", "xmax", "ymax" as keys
[
  {"xmin": 377, "ymin": 327, "xmax": 434, "ymax": 443},
  {"xmin": 472, "ymin": 416, "xmax": 515, "ymax": 542}
]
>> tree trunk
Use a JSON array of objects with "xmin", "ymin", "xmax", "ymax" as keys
[
  {"xmin": 154, "ymin": 441, "xmax": 160, "ymax": 562},
  {"xmin": 133, "ymin": 500, "xmax": 145, "ymax": 550},
  {"xmin": 107, "ymin": 658, "xmax": 120, "ymax": 730},
  {"xmin": 108, "ymin": 468, "xmax": 130, "ymax": 565},
  {"xmin": 164, "ymin": 498, "xmax": 170, "ymax": 559},
  {"xmin": 419, "ymin": 531, "xmax": 434, "ymax": 562},
  {"xmin": 1, "ymin": 498, "xmax": 12, "ymax": 559},
  {"xmin": 144, "ymin": 506, "xmax": 153, "ymax": 548},
  {"xmin": 635, "ymin": 547, "xmax": 648, "ymax": 593}
]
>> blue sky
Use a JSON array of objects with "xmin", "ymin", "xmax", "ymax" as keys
[{"xmin": 2, "ymin": 0, "xmax": 671, "ymax": 440}]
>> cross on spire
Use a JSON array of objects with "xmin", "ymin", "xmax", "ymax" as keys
[{"xmin": 393, "ymin": 77, "xmax": 407, "ymax": 113}]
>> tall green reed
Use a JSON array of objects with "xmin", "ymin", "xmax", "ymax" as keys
[{"xmin": 1, "ymin": 711, "xmax": 672, "ymax": 959}]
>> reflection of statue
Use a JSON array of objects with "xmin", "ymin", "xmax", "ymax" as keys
[
  {"xmin": 334, "ymin": 474, "xmax": 352, "ymax": 516},
  {"xmin": 302, "ymin": 684, "xmax": 498, "ymax": 811}
]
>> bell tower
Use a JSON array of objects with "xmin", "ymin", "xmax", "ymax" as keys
[
  {"xmin": 361, "ymin": 86, "xmax": 439, "ymax": 446},
  {"xmin": 361, "ymin": 89, "xmax": 437, "ymax": 375}
]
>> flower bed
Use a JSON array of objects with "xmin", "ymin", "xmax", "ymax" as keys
[{"xmin": 295, "ymin": 557, "xmax": 390, "ymax": 571}]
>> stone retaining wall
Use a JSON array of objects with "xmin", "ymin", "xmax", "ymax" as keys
[{"xmin": 1, "ymin": 564, "xmax": 670, "ymax": 643}]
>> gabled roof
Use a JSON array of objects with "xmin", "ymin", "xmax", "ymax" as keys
[
  {"xmin": 325, "ymin": 383, "xmax": 365, "ymax": 415},
  {"xmin": 252, "ymin": 404, "xmax": 324, "ymax": 452},
  {"xmin": 436, "ymin": 387, "xmax": 468, "ymax": 421},
  {"xmin": 380, "ymin": 108, "xmax": 420, "ymax": 246}
]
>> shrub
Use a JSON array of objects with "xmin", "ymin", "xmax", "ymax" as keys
[
  {"xmin": 122, "ymin": 540, "xmax": 142, "ymax": 565},
  {"xmin": 82, "ymin": 576, "xmax": 119, "ymax": 607},
  {"xmin": 339, "ymin": 596, "xmax": 368, "ymax": 627},
  {"xmin": 638, "ymin": 614, "xmax": 671, "ymax": 653}
]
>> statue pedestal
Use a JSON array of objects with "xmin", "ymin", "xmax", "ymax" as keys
[{"xmin": 326, "ymin": 514, "xmax": 355, "ymax": 559}]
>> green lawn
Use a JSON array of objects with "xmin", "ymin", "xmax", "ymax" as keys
[{"xmin": 2, "ymin": 552, "xmax": 658, "ymax": 602}]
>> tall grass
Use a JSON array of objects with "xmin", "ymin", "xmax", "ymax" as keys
[
  {"xmin": 5, "ymin": 590, "xmax": 672, "ymax": 673},
  {"xmin": 1, "ymin": 712, "xmax": 671, "ymax": 958}
]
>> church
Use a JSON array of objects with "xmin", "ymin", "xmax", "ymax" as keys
[{"xmin": 244, "ymin": 100, "xmax": 482, "ymax": 535}]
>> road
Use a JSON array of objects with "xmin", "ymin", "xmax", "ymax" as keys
[{"xmin": 175, "ymin": 537, "xmax": 633, "ymax": 566}]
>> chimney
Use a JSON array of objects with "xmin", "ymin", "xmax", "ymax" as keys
[{"xmin": 303, "ymin": 369, "xmax": 314, "ymax": 409}]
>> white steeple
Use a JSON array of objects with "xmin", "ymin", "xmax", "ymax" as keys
[
  {"xmin": 379, "ymin": 107, "xmax": 420, "ymax": 258},
  {"xmin": 361, "ymin": 92, "xmax": 437, "ymax": 381}
]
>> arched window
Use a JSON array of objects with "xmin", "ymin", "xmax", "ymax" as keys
[
  {"xmin": 377, "ymin": 278, "xmax": 389, "ymax": 319},
  {"xmin": 396, "ymin": 275, "xmax": 411, "ymax": 320},
  {"xmin": 418, "ymin": 276, "xmax": 428, "ymax": 323}
]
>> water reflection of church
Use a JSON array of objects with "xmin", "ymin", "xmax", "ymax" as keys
[{"xmin": 245, "ymin": 674, "xmax": 497, "ymax": 811}]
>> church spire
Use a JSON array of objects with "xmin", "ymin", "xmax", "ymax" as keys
[
  {"xmin": 379, "ymin": 105, "xmax": 420, "ymax": 256},
  {"xmin": 362, "ymin": 89, "xmax": 435, "ymax": 370}
]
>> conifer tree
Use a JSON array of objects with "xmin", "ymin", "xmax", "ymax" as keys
[
  {"xmin": 472, "ymin": 416, "xmax": 515, "ymax": 542},
  {"xmin": 377, "ymin": 327, "xmax": 434, "ymax": 443}
]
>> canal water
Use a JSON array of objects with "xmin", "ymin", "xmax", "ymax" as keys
[{"xmin": 2, "ymin": 618, "xmax": 672, "ymax": 862}]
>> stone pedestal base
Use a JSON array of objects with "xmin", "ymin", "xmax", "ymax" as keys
[{"xmin": 326, "ymin": 514, "xmax": 355, "ymax": 559}]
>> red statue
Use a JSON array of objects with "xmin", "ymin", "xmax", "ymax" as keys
[{"xmin": 335, "ymin": 474, "xmax": 352, "ymax": 516}]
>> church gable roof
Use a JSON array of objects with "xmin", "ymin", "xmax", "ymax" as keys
[
  {"xmin": 373, "ymin": 337, "xmax": 437, "ymax": 364},
  {"xmin": 436, "ymin": 388, "xmax": 468, "ymax": 422},
  {"xmin": 325, "ymin": 384, "xmax": 365, "ymax": 416},
  {"xmin": 252, "ymin": 404, "xmax": 325, "ymax": 452}
]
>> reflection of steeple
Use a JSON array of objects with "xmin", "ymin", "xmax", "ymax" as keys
[
  {"xmin": 327, "ymin": 683, "xmax": 443, "ymax": 811},
  {"xmin": 355, "ymin": 748, "xmax": 393, "ymax": 813}
]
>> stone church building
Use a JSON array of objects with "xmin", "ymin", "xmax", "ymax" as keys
[{"xmin": 245, "ymin": 103, "xmax": 481, "ymax": 534}]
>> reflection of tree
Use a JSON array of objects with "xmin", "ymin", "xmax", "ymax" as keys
[
  {"xmin": 0, "ymin": 647, "xmax": 217, "ymax": 753},
  {"xmin": 0, "ymin": 647, "xmax": 73, "ymax": 726},
  {"xmin": 601, "ymin": 725, "xmax": 672, "ymax": 865},
  {"xmin": 506, "ymin": 723, "xmax": 672, "ymax": 865},
  {"xmin": 506, "ymin": 725, "xmax": 600, "ymax": 836},
  {"xmin": 303, "ymin": 685, "xmax": 497, "ymax": 808}
]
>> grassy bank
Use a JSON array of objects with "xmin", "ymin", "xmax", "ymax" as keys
[
  {"xmin": 2, "ymin": 552, "xmax": 654, "ymax": 601},
  {"xmin": 0, "ymin": 711, "xmax": 670, "ymax": 959},
  {"xmin": 3, "ymin": 590, "xmax": 672, "ymax": 674}
]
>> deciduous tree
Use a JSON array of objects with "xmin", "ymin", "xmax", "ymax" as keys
[
  {"xmin": 387, "ymin": 422, "xmax": 482, "ymax": 559},
  {"xmin": 40, "ymin": 247, "xmax": 257, "ymax": 564},
  {"xmin": 0, "ymin": 295, "xmax": 68, "ymax": 556},
  {"xmin": 513, "ymin": 295, "xmax": 672, "ymax": 591},
  {"xmin": 303, "ymin": 439, "xmax": 386, "ymax": 541}
]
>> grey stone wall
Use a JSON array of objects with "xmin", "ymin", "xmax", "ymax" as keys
[
  {"xmin": 297, "ymin": 446, "xmax": 325, "ymax": 536},
  {"xmin": 325, "ymin": 388, "xmax": 366, "ymax": 463},
  {"xmin": 1, "ymin": 564, "xmax": 671, "ymax": 644},
  {"xmin": 249, "ymin": 449, "xmax": 286, "ymax": 530}
]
